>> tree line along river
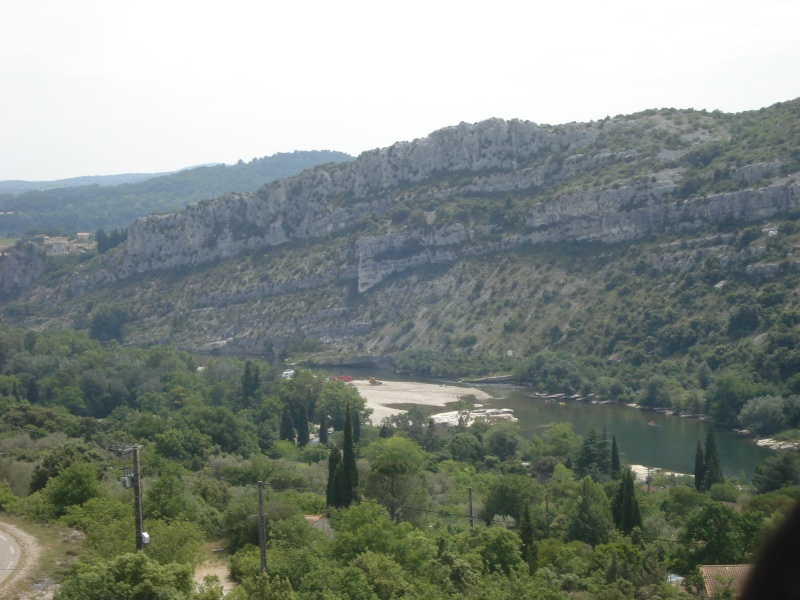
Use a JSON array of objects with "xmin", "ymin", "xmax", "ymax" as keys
[{"xmin": 315, "ymin": 367, "xmax": 773, "ymax": 479}]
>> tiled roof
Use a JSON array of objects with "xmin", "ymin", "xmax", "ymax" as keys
[{"xmin": 700, "ymin": 565, "xmax": 752, "ymax": 597}]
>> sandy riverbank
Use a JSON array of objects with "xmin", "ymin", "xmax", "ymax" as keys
[
  {"xmin": 629, "ymin": 464, "xmax": 691, "ymax": 481},
  {"xmin": 350, "ymin": 379, "xmax": 492, "ymax": 423}
]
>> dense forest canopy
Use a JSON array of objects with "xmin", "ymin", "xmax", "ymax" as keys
[{"xmin": 0, "ymin": 327, "xmax": 797, "ymax": 598}]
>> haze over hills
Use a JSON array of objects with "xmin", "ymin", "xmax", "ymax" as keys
[
  {"xmin": 0, "ymin": 150, "xmax": 353, "ymax": 235},
  {"xmin": 0, "ymin": 171, "xmax": 176, "ymax": 193},
  {"xmin": 3, "ymin": 99, "xmax": 800, "ymax": 426}
]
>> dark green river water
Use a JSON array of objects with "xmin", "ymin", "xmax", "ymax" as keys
[
  {"xmin": 319, "ymin": 367, "xmax": 772, "ymax": 479},
  {"xmin": 476, "ymin": 384, "xmax": 772, "ymax": 479}
]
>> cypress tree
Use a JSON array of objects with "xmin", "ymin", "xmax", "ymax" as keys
[
  {"xmin": 599, "ymin": 425, "xmax": 611, "ymax": 477},
  {"xmin": 241, "ymin": 360, "xmax": 260, "ymax": 406},
  {"xmin": 703, "ymin": 427, "xmax": 724, "ymax": 490},
  {"xmin": 518, "ymin": 498, "xmax": 537, "ymax": 574},
  {"xmin": 319, "ymin": 413, "xmax": 329, "ymax": 445},
  {"xmin": 326, "ymin": 447, "xmax": 342, "ymax": 506},
  {"xmin": 610, "ymin": 434, "xmax": 621, "ymax": 480},
  {"xmin": 694, "ymin": 440, "xmax": 705, "ymax": 492},
  {"xmin": 612, "ymin": 469, "xmax": 642, "ymax": 535},
  {"xmin": 612, "ymin": 473, "xmax": 623, "ymax": 528},
  {"xmin": 296, "ymin": 404, "xmax": 309, "ymax": 448},
  {"xmin": 576, "ymin": 426, "xmax": 610, "ymax": 481},
  {"xmin": 279, "ymin": 406, "xmax": 295, "ymax": 443},
  {"xmin": 567, "ymin": 478, "xmax": 612, "ymax": 546},
  {"xmin": 626, "ymin": 473, "xmax": 642, "ymax": 534},
  {"xmin": 353, "ymin": 409, "xmax": 361, "ymax": 444},
  {"xmin": 96, "ymin": 228, "xmax": 109, "ymax": 253},
  {"xmin": 576, "ymin": 426, "xmax": 599, "ymax": 478},
  {"xmin": 341, "ymin": 405, "xmax": 358, "ymax": 506}
]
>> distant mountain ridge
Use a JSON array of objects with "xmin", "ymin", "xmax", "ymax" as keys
[
  {"xmin": 79, "ymin": 105, "xmax": 800, "ymax": 296},
  {"xmin": 0, "ymin": 172, "xmax": 174, "ymax": 194},
  {"xmin": 0, "ymin": 150, "xmax": 353, "ymax": 234}
]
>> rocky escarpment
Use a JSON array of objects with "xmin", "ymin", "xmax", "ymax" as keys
[
  {"xmin": 353, "ymin": 180, "xmax": 799, "ymax": 291},
  {"xmin": 75, "ymin": 113, "xmax": 800, "ymax": 295},
  {"xmin": 0, "ymin": 242, "xmax": 46, "ymax": 295},
  {"xmin": 96, "ymin": 119, "xmax": 596, "ymax": 278}
]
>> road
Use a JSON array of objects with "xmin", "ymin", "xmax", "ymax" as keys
[{"xmin": 0, "ymin": 526, "xmax": 21, "ymax": 587}]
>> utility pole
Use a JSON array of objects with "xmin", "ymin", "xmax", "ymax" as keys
[
  {"xmin": 468, "ymin": 487, "xmax": 474, "ymax": 528},
  {"xmin": 109, "ymin": 443, "xmax": 147, "ymax": 553},
  {"xmin": 133, "ymin": 446, "xmax": 144, "ymax": 552},
  {"xmin": 257, "ymin": 481, "xmax": 267, "ymax": 573}
]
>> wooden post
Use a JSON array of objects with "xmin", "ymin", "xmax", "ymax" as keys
[
  {"xmin": 258, "ymin": 481, "xmax": 267, "ymax": 573},
  {"xmin": 133, "ymin": 446, "xmax": 144, "ymax": 552}
]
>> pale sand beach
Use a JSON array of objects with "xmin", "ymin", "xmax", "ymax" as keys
[
  {"xmin": 629, "ymin": 464, "xmax": 690, "ymax": 481},
  {"xmin": 350, "ymin": 379, "xmax": 492, "ymax": 423}
]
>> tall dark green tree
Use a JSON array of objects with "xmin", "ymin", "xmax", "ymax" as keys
[
  {"xmin": 694, "ymin": 440, "xmax": 705, "ymax": 492},
  {"xmin": 703, "ymin": 428, "xmax": 724, "ymax": 490},
  {"xmin": 610, "ymin": 434, "xmax": 621, "ymax": 480},
  {"xmin": 296, "ymin": 404, "xmax": 309, "ymax": 448},
  {"xmin": 612, "ymin": 468, "xmax": 642, "ymax": 535},
  {"xmin": 326, "ymin": 447, "xmax": 343, "ymax": 506},
  {"xmin": 599, "ymin": 425, "xmax": 612, "ymax": 476},
  {"xmin": 518, "ymin": 498, "xmax": 537, "ymax": 575},
  {"xmin": 88, "ymin": 303, "xmax": 129, "ymax": 342},
  {"xmin": 352, "ymin": 409, "xmax": 361, "ymax": 444},
  {"xmin": 241, "ymin": 360, "xmax": 260, "ymax": 407},
  {"xmin": 340, "ymin": 405, "xmax": 358, "ymax": 506},
  {"xmin": 576, "ymin": 426, "xmax": 610, "ymax": 481},
  {"xmin": 279, "ymin": 406, "xmax": 295, "ymax": 443},
  {"xmin": 319, "ymin": 413, "xmax": 329, "ymax": 445},
  {"xmin": 567, "ymin": 477, "xmax": 613, "ymax": 547}
]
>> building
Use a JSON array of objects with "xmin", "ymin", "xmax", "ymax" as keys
[{"xmin": 699, "ymin": 565, "xmax": 752, "ymax": 598}]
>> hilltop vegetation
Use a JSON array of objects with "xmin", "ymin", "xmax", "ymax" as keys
[
  {"xmin": 0, "ymin": 327, "xmax": 796, "ymax": 598},
  {"xmin": 0, "ymin": 150, "xmax": 353, "ymax": 235}
]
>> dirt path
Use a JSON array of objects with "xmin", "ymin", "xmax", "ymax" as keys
[
  {"xmin": 0, "ymin": 520, "xmax": 44, "ymax": 599},
  {"xmin": 194, "ymin": 561, "xmax": 237, "ymax": 595}
]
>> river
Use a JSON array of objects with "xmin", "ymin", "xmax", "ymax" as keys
[
  {"xmin": 476, "ymin": 384, "xmax": 772, "ymax": 479},
  {"xmin": 316, "ymin": 367, "xmax": 772, "ymax": 479}
]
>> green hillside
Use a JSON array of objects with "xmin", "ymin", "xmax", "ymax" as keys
[{"xmin": 0, "ymin": 150, "xmax": 353, "ymax": 235}]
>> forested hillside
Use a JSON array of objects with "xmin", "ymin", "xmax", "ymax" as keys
[
  {"xmin": 0, "ymin": 327, "xmax": 795, "ymax": 598},
  {"xmin": 0, "ymin": 150, "xmax": 353, "ymax": 235},
  {"xmin": 2, "ymin": 100, "xmax": 800, "ymax": 596},
  {"xmin": 2, "ymin": 100, "xmax": 800, "ymax": 436}
]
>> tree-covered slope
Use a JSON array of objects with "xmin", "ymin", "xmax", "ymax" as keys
[
  {"xmin": 0, "ymin": 150, "xmax": 353, "ymax": 235},
  {"xmin": 3, "ymin": 100, "xmax": 800, "ymax": 430}
]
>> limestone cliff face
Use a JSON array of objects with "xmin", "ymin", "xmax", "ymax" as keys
[
  {"xmin": 0, "ymin": 242, "xmax": 46, "ymax": 295},
  {"xmin": 353, "ymin": 182, "xmax": 798, "ymax": 291},
  {"xmin": 89, "ymin": 115, "xmax": 799, "ymax": 294},
  {"xmin": 117, "ymin": 119, "xmax": 594, "ymax": 277}
]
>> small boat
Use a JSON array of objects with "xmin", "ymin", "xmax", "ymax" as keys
[{"xmin": 648, "ymin": 420, "xmax": 660, "ymax": 427}]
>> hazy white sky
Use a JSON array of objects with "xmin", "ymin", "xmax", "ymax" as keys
[{"xmin": 1, "ymin": 0, "xmax": 798, "ymax": 181}]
